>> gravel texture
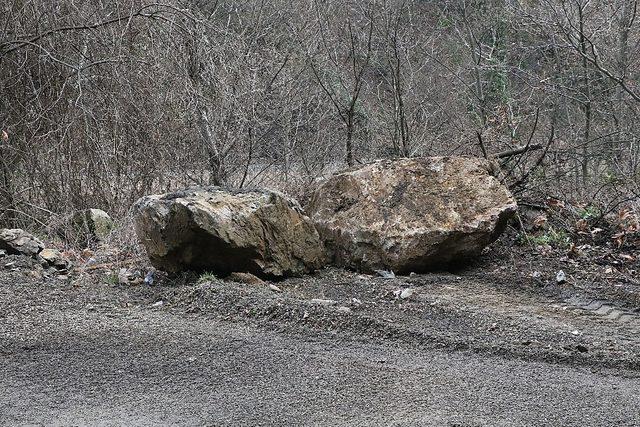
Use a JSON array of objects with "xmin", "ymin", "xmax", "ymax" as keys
[{"xmin": 1, "ymin": 246, "xmax": 639, "ymax": 426}]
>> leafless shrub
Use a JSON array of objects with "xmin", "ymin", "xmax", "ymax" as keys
[{"xmin": 1, "ymin": 0, "xmax": 638, "ymax": 239}]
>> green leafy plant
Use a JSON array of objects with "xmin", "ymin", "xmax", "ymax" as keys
[
  {"xmin": 437, "ymin": 16, "xmax": 453, "ymax": 29},
  {"xmin": 519, "ymin": 227, "xmax": 571, "ymax": 248},
  {"xmin": 197, "ymin": 272, "xmax": 217, "ymax": 284},
  {"xmin": 103, "ymin": 273, "xmax": 119, "ymax": 285},
  {"xmin": 578, "ymin": 206, "xmax": 601, "ymax": 221}
]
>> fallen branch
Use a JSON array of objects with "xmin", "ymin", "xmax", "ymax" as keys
[
  {"xmin": 510, "ymin": 121, "xmax": 555, "ymax": 192},
  {"xmin": 496, "ymin": 144, "xmax": 543, "ymax": 159}
]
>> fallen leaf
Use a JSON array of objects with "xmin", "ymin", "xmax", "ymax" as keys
[
  {"xmin": 547, "ymin": 197, "xmax": 565, "ymax": 209},
  {"xmin": 575, "ymin": 219, "xmax": 589, "ymax": 233},
  {"xmin": 533, "ymin": 214, "xmax": 548, "ymax": 229}
]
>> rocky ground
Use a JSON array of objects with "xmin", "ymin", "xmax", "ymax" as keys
[{"xmin": 1, "ymin": 234, "xmax": 639, "ymax": 426}]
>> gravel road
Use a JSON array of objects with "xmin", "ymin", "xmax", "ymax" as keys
[
  {"xmin": 1, "ymin": 253, "xmax": 639, "ymax": 426},
  {"xmin": 1, "ymin": 294, "xmax": 638, "ymax": 426}
]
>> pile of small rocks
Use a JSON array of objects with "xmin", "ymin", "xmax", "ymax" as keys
[{"xmin": 0, "ymin": 228, "xmax": 70, "ymax": 272}]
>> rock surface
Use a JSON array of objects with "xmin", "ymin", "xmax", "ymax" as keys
[
  {"xmin": 72, "ymin": 209, "xmax": 114, "ymax": 241},
  {"xmin": 0, "ymin": 229, "xmax": 44, "ymax": 257},
  {"xmin": 306, "ymin": 157, "xmax": 517, "ymax": 273},
  {"xmin": 38, "ymin": 248, "xmax": 70, "ymax": 271},
  {"xmin": 133, "ymin": 187, "xmax": 327, "ymax": 277}
]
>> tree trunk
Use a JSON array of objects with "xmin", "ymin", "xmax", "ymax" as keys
[
  {"xmin": 346, "ymin": 117, "xmax": 354, "ymax": 167},
  {"xmin": 578, "ymin": 3, "xmax": 592, "ymax": 188}
]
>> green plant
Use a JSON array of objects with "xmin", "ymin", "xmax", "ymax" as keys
[
  {"xmin": 519, "ymin": 227, "xmax": 571, "ymax": 248},
  {"xmin": 103, "ymin": 273, "xmax": 119, "ymax": 285},
  {"xmin": 578, "ymin": 206, "xmax": 601, "ymax": 221},
  {"xmin": 437, "ymin": 16, "xmax": 453, "ymax": 29},
  {"xmin": 197, "ymin": 272, "xmax": 217, "ymax": 284},
  {"xmin": 602, "ymin": 171, "xmax": 622, "ymax": 185}
]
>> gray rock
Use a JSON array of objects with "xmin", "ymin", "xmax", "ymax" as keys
[
  {"xmin": 133, "ymin": 187, "xmax": 327, "ymax": 277},
  {"xmin": 118, "ymin": 268, "xmax": 130, "ymax": 285},
  {"xmin": 0, "ymin": 229, "xmax": 44, "ymax": 257},
  {"xmin": 306, "ymin": 157, "xmax": 517, "ymax": 273},
  {"xmin": 38, "ymin": 248, "xmax": 70, "ymax": 271},
  {"xmin": 72, "ymin": 209, "xmax": 114, "ymax": 241},
  {"xmin": 269, "ymin": 284, "xmax": 283, "ymax": 293},
  {"xmin": 117, "ymin": 268, "xmax": 143, "ymax": 285},
  {"xmin": 399, "ymin": 288, "xmax": 415, "ymax": 300},
  {"xmin": 375, "ymin": 269, "xmax": 396, "ymax": 279}
]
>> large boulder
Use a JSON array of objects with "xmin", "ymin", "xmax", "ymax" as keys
[
  {"xmin": 0, "ymin": 229, "xmax": 44, "ymax": 257},
  {"xmin": 306, "ymin": 157, "xmax": 517, "ymax": 273},
  {"xmin": 133, "ymin": 187, "xmax": 327, "ymax": 277}
]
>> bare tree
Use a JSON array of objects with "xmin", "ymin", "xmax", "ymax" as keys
[
  {"xmin": 307, "ymin": 1, "xmax": 375, "ymax": 166},
  {"xmin": 2, "ymin": 0, "xmax": 639, "ymax": 231}
]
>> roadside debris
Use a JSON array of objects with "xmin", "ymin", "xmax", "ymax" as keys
[
  {"xmin": 269, "ymin": 284, "xmax": 283, "ymax": 293},
  {"xmin": 0, "ymin": 228, "xmax": 71, "ymax": 272},
  {"xmin": 227, "ymin": 272, "xmax": 265, "ymax": 286},
  {"xmin": 375, "ymin": 269, "xmax": 396, "ymax": 279},
  {"xmin": 393, "ymin": 288, "xmax": 415, "ymax": 300},
  {"xmin": 144, "ymin": 269, "xmax": 156, "ymax": 285}
]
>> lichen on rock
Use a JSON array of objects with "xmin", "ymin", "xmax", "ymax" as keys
[{"xmin": 305, "ymin": 156, "xmax": 517, "ymax": 273}]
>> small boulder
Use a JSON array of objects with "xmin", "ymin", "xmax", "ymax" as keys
[
  {"xmin": 72, "ymin": 209, "xmax": 114, "ymax": 241},
  {"xmin": 0, "ymin": 229, "xmax": 44, "ymax": 257},
  {"xmin": 133, "ymin": 187, "xmax": 327, "ymax": 277},
  {"xmin": 38, "ymin": 248, "xmax": 70, "ymax": 271},
  {"xmin": 306, "ymin": 157, "xmax": 517, "ymax": 273}
]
